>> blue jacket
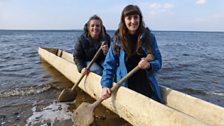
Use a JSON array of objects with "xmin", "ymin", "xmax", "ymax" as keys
[{"xmin": 101, "ymin": 29, "xmax": 163, "ymax": 102}]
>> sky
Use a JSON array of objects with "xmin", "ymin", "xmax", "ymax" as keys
[{"xmin": 0, "ymin": 0, "xmax": 224, "ymax": 31}]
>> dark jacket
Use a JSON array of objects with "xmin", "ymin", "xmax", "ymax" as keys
[
  {"xmin": 73, "ymin": 31, "xmax": 111, "ymax": 72},
  {"xmin": 101, "ymin": 28, "xmax": 163, "ymax": 102}
]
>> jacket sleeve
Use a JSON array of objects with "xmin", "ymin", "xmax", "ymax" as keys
[
  {"xmin": 148, "ymin": 33, "xmax": 162, "ymax": 72},
  {"xmin": 101, "ymin": 43, "xmax": 118, "ymax": 88},
  {"xmin": 73, "ymin": 39, "xmax": 86, "ymax": 73}
]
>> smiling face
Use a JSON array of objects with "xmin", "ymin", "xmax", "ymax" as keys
[
  {"xmin": 124, "ymin": 14, "xmax": 140, "ymax": 34},
  {"xmin": 88, "ymin": 19, "xmax": 101, "ymax": 40}
]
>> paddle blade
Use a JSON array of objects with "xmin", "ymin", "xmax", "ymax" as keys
[
  {"xmin": 73, "ymin": 102, "xmax": 95, "ymax": 126},
  {"xmin": 58, "ymin": 89, "xmax": 77, "ymax": 102}
]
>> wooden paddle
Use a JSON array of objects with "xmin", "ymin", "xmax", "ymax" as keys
[
  {"xmin": 58, "ymin": 43, "xmax": 104, "ymax": 102},
  {"xmin": 73, "ymin": 54, "xmax": 154, "ymax": 126}
]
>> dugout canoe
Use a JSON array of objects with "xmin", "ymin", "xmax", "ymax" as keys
[{"xmin": 38, "ymin": 47, "xmax": 224, "ymax": 126}]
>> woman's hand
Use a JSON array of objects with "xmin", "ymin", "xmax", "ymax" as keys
[
  {"xmin": 101, "ymin": 87, "xmax": 111, "ymax": 100},
  {"xmin": 81, "ymin": 68, "xmax": 89, "ymax": 75},
  {"xmin": 101, "ymin": 43, "xmax": 109, "ymax": 55},
  {"xmin": 138, "ymin": 57, "xmax": 150, "ymax": 70}
]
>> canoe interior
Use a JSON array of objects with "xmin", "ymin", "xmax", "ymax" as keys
[{"xmin": 40, "ymin": 47, "xmax": 74, "ymax": 63}]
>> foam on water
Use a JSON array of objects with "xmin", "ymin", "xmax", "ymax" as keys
[
  {"xmin": 0, "ymin": 84, "xmax": 51, "ymax": 97},
  {"xmin": 209, "ymin": 92, "xmax": 224, "ymax": 96},
  {"xmin": 25, "ymin": 102, "xmax": 73, "ymax": 126}
]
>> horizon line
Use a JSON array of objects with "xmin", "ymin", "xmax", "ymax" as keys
[{"xmin": 0, "ymin": 29, "xmax": 223, "ymax": 33}]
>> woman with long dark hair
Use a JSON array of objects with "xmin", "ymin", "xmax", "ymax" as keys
[{"xmin": 100, "ymin": 5, "xmax": 163, "ymax": 103}]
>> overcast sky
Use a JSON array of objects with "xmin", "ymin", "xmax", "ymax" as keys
[{"xmin": 0, "ymin": 0, "xmax": 224, "ymax": 31}]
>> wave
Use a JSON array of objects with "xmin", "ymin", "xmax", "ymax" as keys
[
  {"xmin": 209, "ymin": 92, "xmax": 224, "ymax": 96},
  {"xmin": 179, "ymin": 88, "xmax": 224, "ymax": 97},
  {"xmin": 0, "ymin": 83, "xmax": 52, "ymax": 97}
]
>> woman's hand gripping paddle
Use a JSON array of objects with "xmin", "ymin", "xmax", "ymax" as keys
[
  {"xmin": 58, "ymin": 42, "xmax": 105, "ymax": 102},
  {"xmin": 73, "ymin": 54, "xmax": 154, "ymax": 126}
]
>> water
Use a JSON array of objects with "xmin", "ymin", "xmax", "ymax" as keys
[
  {"xmin": 156, "ymin": 31, "xmax": 224, "ymax": 104},
  {"xmin": 0, "ymin": 30, "xmax": 224, "ymax": 125}
]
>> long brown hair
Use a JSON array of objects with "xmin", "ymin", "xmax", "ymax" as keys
[{"xmin": 114, "ymin": 5, "xmax": 152, "ymax": 59}]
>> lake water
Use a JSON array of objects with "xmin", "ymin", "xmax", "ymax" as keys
[{"xmin": 0, "ymin": 30, "xmax": 224, "ymax": 125}]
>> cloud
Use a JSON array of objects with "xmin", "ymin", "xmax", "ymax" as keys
[
  {"xmin": 149, "ymin": 3, "xmax": 174, "ymax": 10},
  {"xmin": 196, "ymin": 0, "xmax": 207, "ymax": 5},
  {"xmin": 146, "ymin": 3, "xmax": 175, "ymax": 16}
]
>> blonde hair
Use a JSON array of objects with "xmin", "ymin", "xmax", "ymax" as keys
[{"xmin": 84, "ymin": 15, "xmax": 105, "ymax": 39}]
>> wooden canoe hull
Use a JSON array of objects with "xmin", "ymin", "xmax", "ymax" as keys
[{"xmin": 38, "ymin": 47, "xmax": 223, "ymax": 126}]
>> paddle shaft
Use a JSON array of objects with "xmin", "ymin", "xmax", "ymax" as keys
[
  {"xmin": 71, "ymin": 43, "xmax": 103, "ymax": 91},
  {"xmin": 91, "ymin": 54, "xmax": 154, "ymax": 108}
]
